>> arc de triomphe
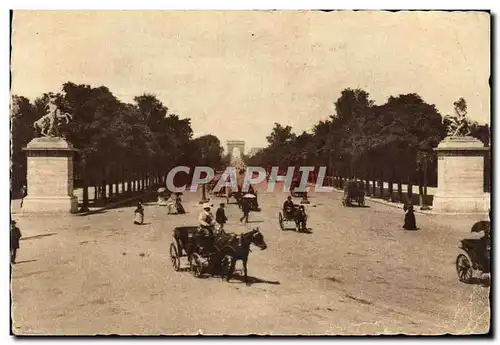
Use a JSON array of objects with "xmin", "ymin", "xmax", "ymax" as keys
[{"xmin": 226, "ymin": 140, "xmax": 245, "ymax": 159}]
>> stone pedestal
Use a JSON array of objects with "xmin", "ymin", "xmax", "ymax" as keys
[
  {"xmin": 433, "ymin": 136, "xmax": 490, "ymax": 213},
  {"xmin": 22, "ymin": 137, "xmax": 79, "ymax": 213}
]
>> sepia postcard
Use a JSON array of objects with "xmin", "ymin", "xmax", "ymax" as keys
[{"xmin": 9, "ymin": 10, "xmax": 491, "ymax": 336}]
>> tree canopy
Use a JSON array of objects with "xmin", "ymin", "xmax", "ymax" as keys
[{"xmin": 10, "ymin": 82, "xmax": 224, "ymax": 203}]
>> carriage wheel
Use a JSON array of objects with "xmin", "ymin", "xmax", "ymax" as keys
[
  {"xmin": 279, "ymin": 212, "xmax": 285, "ymax": 230},
  {"xmin": 192, "ymin": 253, "xmax": 203, "ymax": 278},
  {"xmin": 170, "ymin": 243, "xmax": 181, "ymax": 272},
  {"xmin": 456, "ymin": 253, "xmax": 473, "ymax": 283}
]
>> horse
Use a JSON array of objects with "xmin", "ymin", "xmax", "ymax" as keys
[
  {"xmin": 294, "ymin": 207, "xmax": 308, "ymax": 232},
  {"xmin": 33, "ymin": 108, "xmax": 73, "ymax": 137},
  {"xmin": 215, "ymin": 228, "xmax": 267, "ymax": 285}
]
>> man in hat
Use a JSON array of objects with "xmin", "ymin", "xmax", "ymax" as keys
[
  {"xmin": 283, "ymin": 196, "xmax": 295, "ymax": 219},
  {"xmin": 20, "ymin": 184, "xmax": 27, "ymax": 208},
  {"xmin": 198, "ymin": 203, "xmax": 216, "ymax": 235},
  {"xmin": 198, "ymin": 203, "xmax": 216, "ymax": 251},
  {"xmin": 10, "ymin": 220, "xmax": 22, "ymax": 264},
  {"xmin": 216, "ymin": 203, "xmax": 228, "ymax": 232}
]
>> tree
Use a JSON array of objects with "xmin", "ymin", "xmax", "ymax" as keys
[{"xmin": 10, "ymin": 95, "xmax": 37, "ymax": 195}]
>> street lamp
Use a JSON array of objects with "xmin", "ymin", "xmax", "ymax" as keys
[
  {"xmin": 300, "ymin": 152, "xmax": 310, "ymax": 204},
  {"xmin": 198, "ymin": 183, "xmax": 209, "ymax": 204}
]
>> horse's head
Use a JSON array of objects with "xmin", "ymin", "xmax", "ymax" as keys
[{"xmin": 250, "ymin": 227, "xmax": 267, "ymax": 250}]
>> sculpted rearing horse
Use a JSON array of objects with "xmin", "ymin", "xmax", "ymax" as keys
[{"xmin": 33, "ymin": 99, "xmax": 72, "ymax": 137}]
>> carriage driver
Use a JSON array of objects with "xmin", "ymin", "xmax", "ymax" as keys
[
  {"xmin": 198, "ymin": 203, "xmax": 216, "ymax": 236},
  {"xmin": 283, "ymin": 196, "xmax": 295, "ymax": 218}
]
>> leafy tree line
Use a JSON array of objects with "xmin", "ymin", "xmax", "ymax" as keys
[
  {"xmin": 11, "ymin": 82, "xmax": 224, "ymax": 210},
  {"xmin": 247, "ymin": 89, "xmax": 490, "ymax": 201}
]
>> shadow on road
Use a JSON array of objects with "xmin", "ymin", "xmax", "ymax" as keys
[
  {"xmin": 76, "ymin": 209, "xmax": 107, "ymax": 217},
  {"xmin": 230, "ymin": 273, "xmax": 281, "ymax": 286},
  {"xmin": 281, "ymin": 228, "xmax": 313, "ymax": 234},
  {"xmin": 468, "ymin": 276, "xmax": 491, "ymax": 287},
  {"xmin": 14, "ymin": 260, "xmax": 38, "ymax": 265},
  {"xmin": 402, "ymin": 227, "xmax": 421, "ymax": 231},
  {"xmin": 21, "ymin": 233, "xmax": 57, "ymax": 241}
]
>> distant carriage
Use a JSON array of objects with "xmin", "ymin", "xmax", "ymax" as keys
[
  {"xmin": 278, "ymin": 204, "xmax": 308, "ymax": 232},
  {"xmin": 342, "ymin": 180, "xmax": 365, "ymax": 207}
]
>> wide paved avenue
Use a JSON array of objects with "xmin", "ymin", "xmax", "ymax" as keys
[{"xmin": 11, "ymin": 183, "xmax": 490, "ymax": 335}]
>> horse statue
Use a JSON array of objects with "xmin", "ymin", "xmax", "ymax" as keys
[
  {"xmin": 444, "ymin": 98, "xmax": 472, "ymax": 137},
  {"xmin": 33, "ymin": 97, "xmax": 73, "ymax": 137}
]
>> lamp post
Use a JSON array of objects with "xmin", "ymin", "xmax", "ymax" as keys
[
  {"xmin": 199, "ymin": 183, "xmax": 209, "ymax": 204},
  {"xmin": 300, "ymin": 152, "xmax": 310, "ymax": 204}
]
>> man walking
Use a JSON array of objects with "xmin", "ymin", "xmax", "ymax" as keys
[
  {"xmin": 216, "ymin": 203, "xmax": 228, "ymax": 231},
  {"xmin": 20, "ymin": 184, "xmax": 27, "ymax": 208},
  {"xmin": 240, "ymin": 198, "xmax": 250, "ymax": 223},
  {"xmin": 11, "ymin": 220, "xmax": 22, "ymax": 264}
]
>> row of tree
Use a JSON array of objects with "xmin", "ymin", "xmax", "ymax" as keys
[
  {"xmin": 247, "ymin": 89, "xmax": 490, "ymax": 199},
  {"xmin": 11, "ymin": 82, "xmax": 225, "ymax": 209}
]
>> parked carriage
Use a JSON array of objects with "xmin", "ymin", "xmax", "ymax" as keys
[
  {"xmin": 342, "ymin": 180, "xmax": 365, "ymax": 207},
  {"xmin": 456, "ymin": 220, "xmax": 491, "ymax": 284}
]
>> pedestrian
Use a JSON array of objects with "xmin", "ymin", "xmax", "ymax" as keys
[
  {"xmin": 216, "ymin": 203, "xmax": 228, "ymax": 231},
  {"xmin": 11, "ymin": 220, "xmax": 22, "ymax": 264},
  {"xmin": 20, "ymin": 184, "xmax": 27, "ymax": 208},
  {"xmin": 403, "ymin": 204, "xmax": 417, "ymax": 230},
  {"xmin": 134, "ymin": 201, "xmax": 144, "ymax": 225},
  {"xmin": 240, "ymin": 198, "xmax": 250, "ymax": 223}
]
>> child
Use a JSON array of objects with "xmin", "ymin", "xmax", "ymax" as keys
[
  {"xmin": 216, "ymin": 203, "xmax": 228, "ymax": 231},
  {"xmin": 134, "ymin": 201, "xmax": 144, "ymax": 225}
]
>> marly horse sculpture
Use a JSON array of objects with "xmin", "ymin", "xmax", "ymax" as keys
[
  {"xmin": 215, "ymin": 228, "xmax": 267, "ymax": 285},
  {"xmin": 33, "ymin": 99, "xmax": 73, "ymax": 137}
]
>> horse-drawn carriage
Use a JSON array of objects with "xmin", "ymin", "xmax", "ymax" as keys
[
  {"xmin": 170, "ymin": 226, "xmax": 219, "ymax": 277},
  {"xmin": 170, "ymin": 225, "xmax": 267, "ymax": 283},
  {"xmin": 456, "ymin": 220, "xmax": 491, "ymax": 284},
  {"xmin": 278, "ymin": 204, "xmax": 308, "ymax": 232},
  {"xmin": 342, "ymin": 180, "xmax": 365, "ymax": 207}
]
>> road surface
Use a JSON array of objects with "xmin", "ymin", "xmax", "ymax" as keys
[{"xmin": 11, "ymin": 183, "xmax": 490, "ymax": 335}]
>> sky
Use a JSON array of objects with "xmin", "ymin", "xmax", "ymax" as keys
[{"xmin": 11, "ymin": 10, "xmax": 490, "ymax": 151}]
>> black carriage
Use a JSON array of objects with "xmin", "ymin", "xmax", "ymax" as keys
[
  {"xmin": 170, "ymin": 226, "xmax": 222, "ymax": 278},
  {"xmin": 456, "ymin": 220, "xmax": 491, "ymax": 284},
  {"xmin": 342, "ymin": 180, "xmax": 365, "ymax": 207},
  {"xmin": 278, "ymin": 204, "xmax": 307, "ymax": 232}
]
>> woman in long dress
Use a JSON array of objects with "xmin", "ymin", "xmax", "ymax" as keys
[
  {"xmin": 176, "ymin": 194, "xmax": 186, "ymax": 214},
  {"xmin": 134, "ymin": 202, "xmax": 144, "ymax": 225},
  {"xmin": 403, "ymin": 204, "xmax": 417, "ymax": 230},
  {"xmin": 166, "ymin": 195, "xmax": 178, "ymax": 215}
]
